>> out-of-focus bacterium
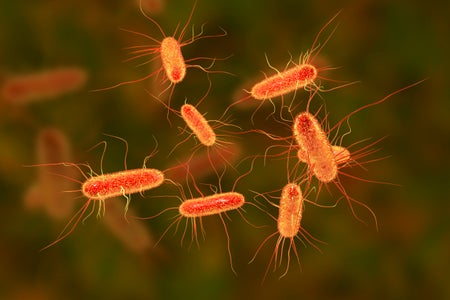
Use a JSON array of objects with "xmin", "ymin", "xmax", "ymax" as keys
[
  {"xmin": 103, "ymin": 197, "xmax": 157, "ymax": 256},
  {"xmin": 23, "ymin": 128, "xmax": 77, "ymax": 220},
  {"xmin": 136, "ymin": 0, "xmax": 165, "ymax": 15},
  {"xmin": 164, "ymin": 143, "xmax": 241, "ymax": 182},
  {"xmin": 1, "ymin": 67, "xmax": 87, "ymax": 104}
]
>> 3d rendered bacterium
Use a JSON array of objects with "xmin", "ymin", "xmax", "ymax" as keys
[{"xmin": 20, "ymin": 1, "xmax": 423, "ymax": 281}]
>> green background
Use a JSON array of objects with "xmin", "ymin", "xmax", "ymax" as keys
[{"xmin": 0, "ymin": 0, "xmax": 448, "ymax": 299}]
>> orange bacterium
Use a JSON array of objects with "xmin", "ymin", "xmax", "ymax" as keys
[
  {"xmin": 172, "ymin": 191, "xmax": 245, "ymax": 274},
  {"xmin": 250, "ymin": 80, "xmax": 425, "ymax": 229},
  {"xmin": 81, "ymin": 168, "xmax": 164, "ymax": 201},
  {"xmin": 178, "ymin": 192, "xmax": 244, "ymax": 218},
  {"xmin": 31, "ymin": 136, "xmax": 165, "ymax": 250},
  {"xmin": 300, "ymin": 81, "xmax": 425, "ymax": 228},
  {"xmin": 250, "ymin": 64, "xmax": 318, "ymax": 100},
  {"xmin": 293, "ymin": 111, "xmax": 337, "ymax": 183},
  {"xmin": 226, "ymin": 12, "xmax": 347, "ymax": 117},
  {"xmin": 180, "ymin": 103, "xmax": 216, "ymax": 146},
  {"xmin": 158, "ymin": 93, "xmax": 241, "ymax": 179},
  {"xmin": 23, "ymin": 128, "xmax": 77, "ymax": 220},
  {"xmin": 1, "ymin": 67, "xmax": 87, "ymax": 104},
  {"xmin": 289, "ymin": 108, "xmax": 382, "ymax": 229},
  {"xmin": 94, "ymin": 1, "xmax": 227, "ymax": 107},
  {"xmin": 139, "ymin": 159, "xmax": 255, "ymax": 274},
  {"xmin": 251, "ymin": 182, "xmax": 323, "ymax": 281},
  {"xmin": 38, "ymin": 166, "xmax": 164, "ymax": 250}
]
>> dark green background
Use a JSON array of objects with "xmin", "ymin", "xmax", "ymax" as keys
[{"xmin": 0, "ymin": 0, "xmax": 448, "ymax": 299}]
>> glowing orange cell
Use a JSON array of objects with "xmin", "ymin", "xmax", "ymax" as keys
[
  {"xmin": 157, "ymin": 188, "xmax": 246, "ymax": 274},
  {"xmin": 1, "ymin": 67, "xmax": 87, "ymax": 104},
  {"xmin": 140, "ymin": 160, "xmax": 255, "ymax": 274},
  {"xmin": 161, "ymin": 98, "xmax": 240, "ymax": 180},
  {"xmin": 289, "ymin": 109, "xmax": 384, "ymax": 229},
  {"xmin": 226, "ymin": 12, "xmax": 344, "ymax": 116},
  {"xmin": 290, "ymin": 81, "xmax": 424, "ymax": 228},
  {"xmin": 95, "ymin": 1, "xmax": 227, "ymax": 105},
  {"xmin": 38, "ymin": 166, "xmax": 164, "ymax": 250},
  {"xmin": 277, "ymin": 183, "xmax": 303, "ymax": 238},
  {"xmin": 254, "ymin": 87, "xmax": 415, "ymax": 230},
  {"xmin": 293, "ymin": 111, "xmax": 337, "ymax": 183},
  {"xmin": 142, "ymin": 189, "xmax": 246, "ymax": 274},
  {"xmin": 82, "ymin": 168, "xmax": 164, "ymax": 200},
  {"xmin": 251, "ymin": 64, "xmax": 318, "ymax": 100},
  {"xmin": 160, "ymin": 37, "xmax": 186, "ymax": 84},
  {"xmin": 179, "ymin": 192, "xmax": 244, "ymax": 218},
  {"xmin": 251, "ymin": 183, "xmax": 322, "ymax": 281},
  {"xmin": 29, "ymin": 135, "xmax": 166, "ymax": 250},
  {"xmin": 250, "ymin": 10, "xmax": 341, "ymax": 100},
  {"xmin": 180, "ymin": 103, "xmax": 216, "ymax": 147}
]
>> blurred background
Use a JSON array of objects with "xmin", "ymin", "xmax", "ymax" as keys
[{"xmin": 0, "ymin": 0, "xmax": 448, "ymax": 299}]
